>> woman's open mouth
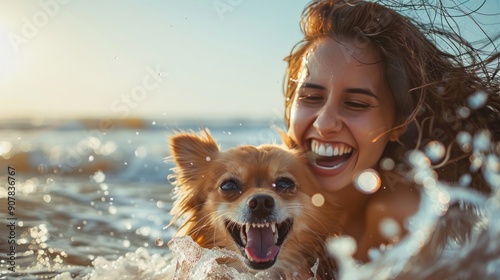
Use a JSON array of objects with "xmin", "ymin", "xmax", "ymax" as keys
[{"xmin": 309, "ymin": 139, "xmax": 353, "ymax": 170}]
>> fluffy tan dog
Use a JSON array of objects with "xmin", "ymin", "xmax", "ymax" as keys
[{"xmin": 168, "ymin": 130, "xmax": 339, "ymax": 279}]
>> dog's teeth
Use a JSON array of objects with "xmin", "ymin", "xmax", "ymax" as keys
[
  {"xmin": 252, "ymin": 223, "xmax": 256, "ymax": 228},
  {"xmin": 265, "ymin": 222, "xmax": 269, "ymax": 228},
  {"xmin": 246, "ymin": 223, "xmax": 251, "ymax": 234},
  {"xmin": 274, "ymin": 227, "xmax": 278, "ymax": 244},
  {"xmin": 271, "ymin": 223, "xmax": 276, "ymax": 233},
  {"xmin": 241, "ymin": 225, "xmax": 247, "ymax": 246}
]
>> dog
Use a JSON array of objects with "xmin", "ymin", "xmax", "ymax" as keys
[{"xmin": 167, "ymin": 129, "xmax": 339, "ymax": 279}]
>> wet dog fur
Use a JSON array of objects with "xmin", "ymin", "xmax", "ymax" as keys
[{"xmin": 167, "ymin": 130, "xmax": 339, "ymax": 278}]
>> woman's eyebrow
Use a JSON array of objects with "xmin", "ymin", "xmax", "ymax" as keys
[
  {"xmin": 301, "ymin": 83, "xmax": 379, "ymax": 100},
  {"xmin": 300, "ymin": 82, "xmax": 325, "ymax": 90},
  {"xmin": 345, "ymin": 88, "xmax": 379, "ymax": 100}
]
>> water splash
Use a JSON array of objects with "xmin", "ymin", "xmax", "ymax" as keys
[
  {"xmin": 167, "ymin": 236, "xmax": 314, "ymax": 279},
  {"xmin": 326, "ymin": 130, "xmax": 500, "ymax": 280}
]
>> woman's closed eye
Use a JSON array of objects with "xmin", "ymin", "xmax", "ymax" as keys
[
  {"xmin": 298, "ymin": 94, "xmax": 325, "ymax": 104},
  {"xmin": 345, "ymin": 100, "xmax": 371, "ymax": 109}
]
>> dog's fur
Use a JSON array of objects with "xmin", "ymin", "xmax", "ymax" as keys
[{"xmin": 167, "ymin": 130, "xmax": 339, "ymax": 278}]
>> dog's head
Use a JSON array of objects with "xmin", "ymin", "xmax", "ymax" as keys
[{"xmin": 168, "ymin": 129, "xmax": 329, "ymax": 271}]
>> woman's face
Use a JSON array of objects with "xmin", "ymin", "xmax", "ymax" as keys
[{"xmin": 288, "ymin": 38, "xmax": 402, "ymax": 193}]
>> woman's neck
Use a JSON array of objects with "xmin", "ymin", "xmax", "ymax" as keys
[{"xmin": 323, "ymin": 185, "xmax": 369, "ymax": 236}]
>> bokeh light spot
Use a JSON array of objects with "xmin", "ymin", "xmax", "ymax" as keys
[{"xmin": 354, "ymin": 169, "xmax": 381, "ymax": 194}]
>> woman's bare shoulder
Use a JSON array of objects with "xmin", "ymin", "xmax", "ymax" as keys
[
  {"xmin": 354, "ymin": 172, "xmax": 420, "ymax": 262},
  {"xmin": 367, "ymin": 171, "xmax": 420, "ymax": 227}
]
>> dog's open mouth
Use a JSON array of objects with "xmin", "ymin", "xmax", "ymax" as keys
[{"xmin": 225, "ymin": 219, "xmax": 293, "ymax": 270}]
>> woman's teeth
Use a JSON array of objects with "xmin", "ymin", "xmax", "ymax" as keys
[{"xmin": 311, "ymin": 140, "xmax": 352, "ymax": 157}]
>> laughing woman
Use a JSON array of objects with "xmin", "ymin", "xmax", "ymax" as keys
[{"xmin": 284, "ymin": 0, "xmax": 500, "ymax": 268}]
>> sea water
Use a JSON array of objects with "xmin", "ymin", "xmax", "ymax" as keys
[{"xmin": 0, "ymin": 118, "xmax": 498, "ymax": 279}]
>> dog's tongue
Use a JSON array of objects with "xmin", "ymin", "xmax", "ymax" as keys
[{"xmin": 245, "ymin": 226, "xmax": 279, "ymax": 262}]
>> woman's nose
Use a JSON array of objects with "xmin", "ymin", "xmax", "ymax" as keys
[{"xmin": 313, "ymin": 107, "xmax": 342, "ymax": 137}]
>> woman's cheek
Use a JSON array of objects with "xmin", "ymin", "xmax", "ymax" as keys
[{"xmin": 289, "ymin": 103, "xmax": 309, "ymax": 145}]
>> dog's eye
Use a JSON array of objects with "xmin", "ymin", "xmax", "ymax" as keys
[
  {"xmin": 220, "ymin": 179, "xmax": 240, "ymax": 191},
  {"xmin": 274, "ymin": 177, "xmax": 296, "ymax": 190}
]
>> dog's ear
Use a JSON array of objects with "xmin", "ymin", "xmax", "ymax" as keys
[
  {"xmin": 168, "ymin": 129, "xmax": 220, "ymax": 223},
  {"xmin": 169, "ymin": 130, "xmax": 219, "ymax": 235},
  {"xmin": 169, "ymin": 129, "xmax": 219, "ymax": 173},
  {"xmin": 277, "ymin": 129, "xmax": 297, "ymax": 149}
]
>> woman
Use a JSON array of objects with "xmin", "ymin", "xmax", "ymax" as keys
[{"xmin": 284, "ymin": 0, "xmax": 499, "ymax": 264}]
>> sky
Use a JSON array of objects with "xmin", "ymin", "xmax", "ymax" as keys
[
  {"xmin": 0, "ymin": 0, "xmax": 499, "ymax": 121},
  {"xmin": 0, "ymin": 0, "xmax": 310, "ymax": 121}
]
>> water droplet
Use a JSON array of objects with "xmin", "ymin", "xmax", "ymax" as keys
[
  {"xmin": 152, "ymin": 121, "xmax": 156, "ymax": 125},
  {"xmin": 0, "ymin": 141, "xmax": 12, "ymax": 158},
  {"xmin": 485, "ymin": 154, "xmax": 499, "ymax": 173},
  {"xmin": 108, "ymin": 206, "xmax": 117, "ymax": 215},
  {"xmin": 459, "ymin": 174, "xmax": 471, "ymax": 186},
  {"xmin": 456, "ymin": 131, "xmax": 472, "ymax": 152},
  {"xmin": 408, "ymin": 150, "xmax": 431, "ymax": 168},
  {"xmin": 205, "ymin": 156, "xmax": 211, "ymax": 161},
  {"xmin": 43, "ymin": 195, "xmax": 51, "ymax": 203},
  {"xmin": 135, "ymin": 146, "xmax": 148, "ymax": 158},
  {"xmin": 379, "ymin": 218, "xmax": 401, "ymax": 240},
  {"xmin": 437, "ymin": 190, "xmax": 451, "ymax": 204},
  {"xmin": 473, "ymin": 130, "xmax": 491, "ymax": 152},
  {"xmin": 91, "ymin": 170, "xmax": 106, "ymax": 183},
  {"xmin": 88, "ymin": 155, "xmax": 94, "ymax": 162},
  {"xmin": 101, "ymin": 141, "xmax": 117, "ymax": 156},
  {"xmin": 456, "ymin": 106, "xmax": 470, "ymax": 119},
  {"xmin": 100, "ymin": 183, "xmax": 109, "ymax": 191},
  {"xmin": 467, "ymin": 90, "xmax": 488, "ymax": 109},
  {"xmin": 38, "ymin": 164, "xmax": 48, "ymax": 174},
  {"xmin": 156, "ymin": 201, "xmax": 164, "ymax": 208},
  {"xmin": 424, "ymin": 141, "xmax": 446, "ymax": 163},
  {"xmin": 123, "ymin": 239, "xmax": 131, "ymax": 248},
  {"xmin": 327, "ymin": 235, "xmax": 356, "ymax": 257},
  {"xmin": 354, "ymin": 169, "xmax": 381, "ymax": 194},
  {"xmin": 311, "ymin": 193, "xmax": 325, "ymax": 207},
  {"xmin": 380, "ymin": 157, "xmax": 395, "ymax": 170},
  {"xmin": 155, "ymin": 238, "xmax": 164, "ymax": 246},
  {"xmin": 137, "ymin": 226, "xmax": 151, "ymax": 236}
]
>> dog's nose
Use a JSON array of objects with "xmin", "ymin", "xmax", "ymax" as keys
[{"xmin": 247, "ymin": 194, "xmax": 275, "ymax": 217}]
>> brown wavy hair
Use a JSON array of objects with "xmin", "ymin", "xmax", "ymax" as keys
[{"xmin": 283, "ymin": 0, "xmax": 500, "ymax": 264}]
